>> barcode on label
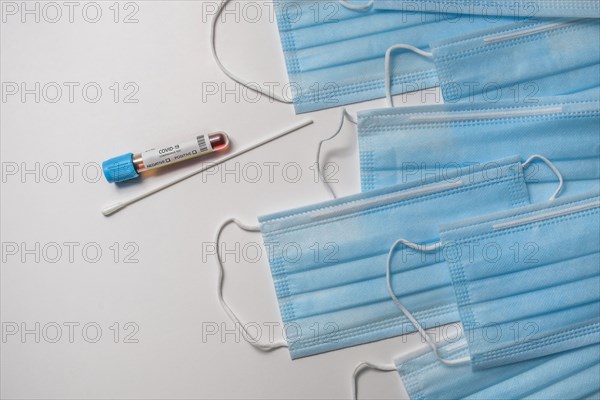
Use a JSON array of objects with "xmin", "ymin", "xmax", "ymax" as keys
[{"xmin": 197, "ymin": 135, "xmax": 209, "ymax": 153}]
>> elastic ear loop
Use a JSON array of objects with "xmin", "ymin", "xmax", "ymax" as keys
[
  {"xmin": 351, "ymin": 361, "xmax": 396, "ymax": 400},
  {"xmin": 385, "ymin": 44, "xmax": 433, "ymax": 108},
  {"xmin": 386, "ymin": 239, "xmax": 471, "ymax": 366},
  {"xmin": 339, "ymin": 0, "xmax": 374, "ymax": 11},
  {"xmin": 211, "ymin": 0, "xmax": 293, "ymax": 104},
  {"xmin": 522, "ymin": 154, "xmax": 564, "ymax": 201},
  {"xmin": 380, "ymin": 156, "xmax": 564, "ymax": 367},
  {"xmin": 316, "ymin": 108, "xmax": 357, "ymax": 199},
  {"xmin": 215, "ymin": 218, "xmax": 288, "ymax": 351}
]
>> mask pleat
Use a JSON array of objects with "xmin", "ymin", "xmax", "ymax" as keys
[
  {"xmin": 287, "ymin": 302, "xmax": 459, "ymax": 355},
  {"xmin": 398, "ymin": 341, "xmax": 600, "ymax": 400},
  {"xmin": 521, "ymin": 364, "xmax": 600, "ymax": 400},
  {"xmin": 465, "ymin": 261, "xmax": 600, "ymax": 328},
  {"xmin": 432, "ymin": 19, "xmax": 600, "ymax": 102},
  {"xmin": 358, "ymin": 99, "xmax": 600, "ymax": 193},
  {"xmin": 275, "ymin": 2, "xmax": 369, "ymax": 31},
  {"xmin": 278, "ymin": 267, "xmax": 454, "ymax": 320},
  {"xmin": 373, "ymin": 0, "xmax": 600, "ymax": 18},
  {"xmin": 280, "ymin": 13, "xmax": 433, "ymax": 52},
  {"xmin": 467, "ymin": 346, "xmax": 600, "ymax": 399},
  {"xmin": 464, "ymin": 251, "xmax": 599, "ymax": 302},
  {"xmin": 259, "ymin": 158, "xmax": 531, "ymax": 358},
  {"xmin": 272, "ymin": 252, "xmax": 445, "ymax": 298},
  {"xmin": 582, "ymin": 390, "xmax": 600, "ymax": 400},
  {"xmin": 440, "ymin": 193, "xmax": 600, "ymax": 368}
]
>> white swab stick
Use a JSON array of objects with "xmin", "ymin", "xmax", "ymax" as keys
[{"xmin": 102, "ymin": 119, "xmax": 314, "ymax": 216}]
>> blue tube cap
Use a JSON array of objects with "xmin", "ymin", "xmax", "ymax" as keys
[{"xmin": 102, "ymin": 153, "xmax": 139, "ymax": 183}]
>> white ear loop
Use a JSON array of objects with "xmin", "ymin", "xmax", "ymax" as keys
[
  {"xmin": 386, "ymin": 239, "xmax": 471, "ymax": 366},
  {"xmin": 385, "ymin": 44, "xmax": 433, "ymax": 108},
  {"xmin": 339, "ymin": 0, "xmax": 374, "ymax": 11},
  {"xmin": 211, "ymin": 0, "xmax": 293, "ymax": 104},
  {"xmin": 316, "ymin": 108, "xmax": 357, "ymax": 199},
  {"xmin": 351, "ymin": 361, "xmax": 396, "ymax": 400},
  {"xmin": 366, "ymin": 157, "xmax": 564, "ymax": 373},
  {"xmin": 215, "ymin": 218, "xmax": 288, "ymax": 351},
  {"xmin": 522, "ymin": 154, "xmax": 564, "ymax": 201},
  {"xmin": 382, "ymin": 155, "xmax": 563, "ymax": 362}
]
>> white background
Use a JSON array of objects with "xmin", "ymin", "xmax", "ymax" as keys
[{"xmin": 1, "ymin": 1, "xmax": 441, "ymax": 398}]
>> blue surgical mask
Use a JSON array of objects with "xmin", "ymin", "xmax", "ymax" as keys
[
  {"xmin": 430, "ymin": 18, "xmax": 600, "ymax": 103},
  {"xmin": 357, "ymin": 97, "xmax": 600, "ymax": 203},
  {"xmin": 370, "ymin": 0, "xmax": 600, "ymax": 18},
  {"xmin": 394, "ymin": 339, "xmax": 600, "ymax": 400},
  {"xmin": 215, "ymin": 156, "xmax": 533, "ymax": 358},
  {"xmin": 438, "ymin": 190, "xmax": 600, "ymax": 369},
  {"xmin": 275, "ymin": 0, "xmax": 524, "ymax": 113},
  {"xmin": 211, "ymin": 0, "xmax": 522, "ymax": 113}
]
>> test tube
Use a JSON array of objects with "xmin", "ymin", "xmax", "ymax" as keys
[{"xmin": 103, "ymin": 132, "xmax": 230, "ymax": 183}]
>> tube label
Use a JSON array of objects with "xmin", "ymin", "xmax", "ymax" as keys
[{"xmin": 141, "ymin": 134, "xmax": 214, "ymax": 170}]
